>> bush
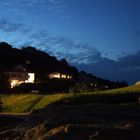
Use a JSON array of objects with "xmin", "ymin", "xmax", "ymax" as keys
[
  {"xmin": 0, "ymin": 97, "xmax": 3, "ymax": 112},
  {"xmin": 0, "ymin": 73, "xmax": 10, "ymax": 92},
  {"xmin": 12, "ymin": 79, "xmax": 74, "ymax": 94},
  {"xmin": 69, "ymin": 83, "xmax": 89, "ymax": 93}
]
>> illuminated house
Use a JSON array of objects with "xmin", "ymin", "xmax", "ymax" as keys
[
  {"xmin": 135, "ymin": 81, "xmax": 140, "ymax": 86},
  {"xmin": 48, "ymin": 72, "xmax": 72, "ymax": 79},
  {"xmin": 4, "ymin": 65, "xmax": 35, "ymax": 88}
]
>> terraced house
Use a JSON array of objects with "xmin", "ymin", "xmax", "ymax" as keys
[{"xmin": 4, "ymin": 65, "xmax": 35, "ymax": 88}]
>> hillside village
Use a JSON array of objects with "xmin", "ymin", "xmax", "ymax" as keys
[
  {"xmin": 0, "ymin": 42, "xmax": 140, "ymax": 140},
  {"xmin": 0, "ymin": 42, "xmax": 128, "ymax": 93}
]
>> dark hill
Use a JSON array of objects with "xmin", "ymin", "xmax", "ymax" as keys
[
  {"xmin": 0, "ymin": 42, "xmax": 128, "ymax": 91},
  {"xmin": 0, "ymin": 42, "xmax": 78, "ymax": 76}
]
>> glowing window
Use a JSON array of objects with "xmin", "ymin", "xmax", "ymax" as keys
[
  {"xmin": 61, "ymin": 74, "xmax": 67, "ymax": 78},
  {"xmin": 25, "ymin": 73, "xmax": 35, "ymax": 83}
]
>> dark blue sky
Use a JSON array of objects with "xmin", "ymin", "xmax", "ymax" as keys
[{"xmin": 0, "ymin": 0, "xmax": 140, "ymax": 84}]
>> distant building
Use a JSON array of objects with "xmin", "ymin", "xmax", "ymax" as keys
[
  {"xmin": 4, "ymin": 65, "xmax": 73, "ymax": 88},
  {"xmin": 48, "ymin": 72, "xmax": 72, "ymax": 79},
  {"xmin": 135, "ymin": 81, "xmax": 140, "ymax": 86},
  {"xmin": 4, "ymin": 65, "xmax": 35, "ymax": 88}
]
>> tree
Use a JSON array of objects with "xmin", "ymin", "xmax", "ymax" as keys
[
  {"xmin": 120, "ymin": 80, "xmax": 128, "ymax": 87},
  {"xmin": 0, "ymin": 73, "xmax": 10, "ymax": 92},
  {"xmin": 69, "ymin": 82, "xmax": 89, "ymax": 93},
  {"xmin": 0, "ymin": 97, "xmax": 3, "ymax": 112},
  {"xmin": 60, "ymin": 59, "xmax": 69, "ymax": 66}
]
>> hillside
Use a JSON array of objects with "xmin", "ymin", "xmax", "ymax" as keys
[
  {"xmin": 0, "ymin": 84, "xmax": 140, "ymax": 113},
  {"xmin": 0, "ymin": 86, "xmax": 140, "ymax": 139},
  {"xmin": 0, "ymin": 42, "xmax": 78, "ymax": 76},
  {"xmin": 0, "ymin": 42, "xmax": 128, "ymax": 93},
  {"xmin": 101, "ymin": 84, "xmax": 140, "ymax": 94}
]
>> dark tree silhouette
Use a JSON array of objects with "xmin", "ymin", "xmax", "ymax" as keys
[
  {"xmin": 0, "ymin": 72, "xmax": 10, "ymax": 92},
  {"xmin": 0, "ymin": 97, "xmax": 3, "ymax": 112},
  {"xmin": 0, "ymin": 42, "xmax": 128, "ymax": 92},
  {"xmin": 60, "ymin": 59, "xmax": 69, "ymax": 66}
]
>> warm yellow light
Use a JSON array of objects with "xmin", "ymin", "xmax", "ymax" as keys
[
  {"xmin": 61, "ymin": 74, "xmax": 67, "ymax": 78},
  {"xmin": 68, "ymin": 75, "xmax": 72, "ymax": 79},
  {"xmin": 25, "ymin": 73, "xmax": 35, "ymax": 83},
  {"xmin": 49, "ymin": 73, "xmax": 61, "ymax": 79},
  {"xmin": 135, "ymin": 81, "xmax": 140, "ymax": 86},
  {"xmin": 11, "ymin": 80, "xmax": 18, "ymax": 88},
  {"xmin": 49, "ymin": 72, "xmax": 72, "ymax": 79},
  {"xmin": 10, "ymin": 80, "xmax": 24, "ymax": 88}
]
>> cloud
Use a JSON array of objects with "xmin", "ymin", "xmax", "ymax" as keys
[
  {"xmin": 118, "ymin": 51, "xmax": 140, "ymax": 68},
  {"xmin": 0, "ymin": 0, "xmax": 68, "ymax": 18},
  {"xmin": 0, "ymin": 1, "xmax": 12, "ymax": 6},
  {"xmin": 0, "ymin": 18, "xmax": 99, "ymax": 65},
  {"xmin": 31, "ymin": 35, "xmax": 101, "ymax": 64},
  {"xmin": 0, "ymin": 19, "xmax": 23, "ymax": 32},
  {"xmin": 0, "ymin": 17, "xmax": 139, "ymax": 84},
  {"xmin": 0, "ymin": 18, "xmax": 36, "ymax": 48},
  {"xmin": 49, "ymin": 0, "xmax": 64, "ymax": 4},
  {"xmin": 75, "ymin": 51, "xmax": 140, "ymax": 84},
  {"xmin": 45, "ymin": 1, "xmax": 68, "ymax": 18}
]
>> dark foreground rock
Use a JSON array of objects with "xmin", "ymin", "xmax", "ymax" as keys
[{"xmin": 1, "ymin": 103, "xmax": 140, "ymax": 140}]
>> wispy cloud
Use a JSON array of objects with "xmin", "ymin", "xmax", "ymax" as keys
[
  {"xmin": 0, "ymin": 0, "xmax": 68, "ymax": 18},
  {"xmin": 0, "ymin": 19, "xmax": 23, "ymax": 32},
  {"xmin": 118, "ymin": 51, "xmax": 140, "ymax": 68},
  {"xmin": 76, "ymin": 51, "xmax": 140, "ymax": 84},
  {"xmin": 49, "ymin": 0, "xmax": 64, "ymax": 4},
  {"xmin": 0, "ymin": 18, "xmax": 100, "ymax": 64},
  {"xmin": 0, "ymin": 17, "xmax": 140, "ymax": 84},
  {"xmin": 25, "ymin": 32, "xmax": 101, "ymax": 64}
]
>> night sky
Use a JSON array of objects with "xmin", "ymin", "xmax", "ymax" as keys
[{"xmin": 0, "ymin": 0, "xmax": 140, "ymax": 84}]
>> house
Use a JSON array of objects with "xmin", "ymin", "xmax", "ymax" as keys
[
  {"xmin": 135, "ymin": 81, "xmax": 140, "ymax": 86},
  {"xmin": 4, "ymin": 65, "xmax": 35, "ymax": 88},
  {"xmin": 48, "ymin": 72, "xmax": 72, "ymax": 79},
  {"xmin": 3, "ymin": 65, "xmax": 73, "ymax": 88}
]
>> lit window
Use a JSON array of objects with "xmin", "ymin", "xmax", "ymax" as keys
[
  {"xmin": 25, "ymin": 73, "xmax": 35, "ymax": 83},
  {"xmin": 10, "ymin": 80, "xmax": 24, "ymax": 88},
  {"xmin": 49, "ymin": 73, "xmax": 61, "ymax": 79},
  {"xmin": 61, "ymin": 74, "xmax": 67, "ymax": 78}
]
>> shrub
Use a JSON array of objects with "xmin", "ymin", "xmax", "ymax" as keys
[
  {"xmin": 0, "ymin": 97, "xmax": 3, "ymax": 112},
  {"xmin": 69, "ymin": 83, "xmax": 89, "ymax": 93},
  {"xmin": 0, "ymin": 73, "xmax": 10, "ymax": 92}
]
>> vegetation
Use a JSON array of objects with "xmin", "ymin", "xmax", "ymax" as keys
[
  {"xmin": 100, "ymin": 84, "xmax": 140, "ymax": 94},
  {"xmin": 0, "ymin": 42, "xmax": 78, "ymax": 80},
  {"xmin": 0, "ymin": 84, "xmax": 139, "ymax": 113},
  {"xmin": 2, "ymin": 94, "xmax": 42, "ymax": 112},
  {"xmin": 0, "ymin": 42, "xmax": 138, "ymax": 114},
  {"xmin": 69, "ymin": 82, "xmax": 89, "ymax": 93},
  {"xmin": 0, "ymin": 97, "xmax": 2, "ymax": 112},
  {"xmin": 33, "ymin": 93, "xmax": 73, "ymax": 111},
  {"xmin": 0, "ymin": 94, "xmax": 73, "ymax": 113},
  {"xmin": 0, "ymin": 42, "xmax": 128, "ymax": 93},
  {"xmin": 0, "ymin": 73, "xmax": 10, "ymax": 92}
]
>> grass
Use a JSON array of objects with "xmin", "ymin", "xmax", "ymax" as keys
[
  {"xmin": 33, "ymin": 93, "xmax": 73, "ymax": 111},
  {"xmin": 0, "ymin": 84, "xmax": 140, "ymax": 113},
  {"xmin": 0, "ymin": 93, "xmax": 73, "ymax": 113},
  {"xmin": 2, "ymin": 94, "xmax": 42, "ymax": 113},
  {"xmin": 99, "ymin": 84, "xmax": 140, "ymax": 94}
]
